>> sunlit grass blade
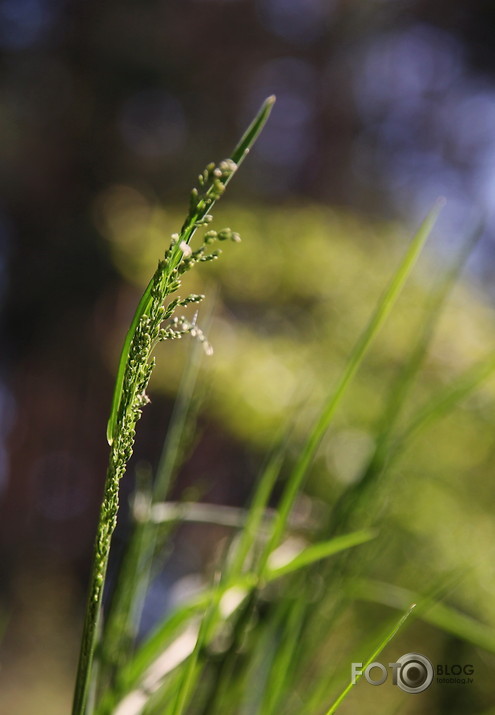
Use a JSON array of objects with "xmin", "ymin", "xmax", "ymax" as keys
[
  {"xmin": 329, "ymin": 227, "xmax": 481, "ymax": 533},
  {"xmin": 331, "ymin": 342, "xmax": 495, "ymax": 543},
  {"xmin": 227, "ymin": 438, "xmax": 286, "ymax": 579},
  {"xmin": 258, "ymin": 201, "xmax": 443, "ymax": 571},
  {"xmin": 149, "ymin": 501, "xmax": 274, "ymax": 528},
  {"xmin": 74, "ymin": 97, "xmax": 275, "ymax": 715},
  {"xmin": 142, "ymin": 671, "xmax": 183, "ymax": 715},
  {"xmin": 354, "ymin": 578, "xmax": 495, "ymax": 654},
  {"xmin": 166, "ymin": 572, "xmax": 226, "ymax": 715},
  {"xmin": 106, "ymin": 279, "xmax": 154, "ymax": 445},
  {"xmin": 127, "ymin": 429, "xmax": 292, "ymax": 714},
  {"xmin": 266, "ymin": 530, "xmax": 375, "ymax": 580},
  {"xmin": 195, "ymin": 589, "xmax": 259, "ymax": 715},
  {"xmin": 106, "ymin": 96, "xmax": 275, "ymax": 446},
  {"xmin": 323, "ymin": 604, "xmax": 416, "ymax": 715},
  {"xmin": 102, "ymin": 529, "xmax": 373, "ymax": 710},
  {"xmin": 229, "ymin": 95, "xmax": 276, "ymax": 168},
  {"xmin": 95, "ymin": 602, "xmax": 203, "ymax": 715},
  {"xmin": 376, "ymin": 223, "xmax": 481, "ymax": 437},
  {"xmin": 398, "ymin": 350, "xmax": 495, "ymax": 445},
  {"xmin": 259, "ymin": 595, "xmax": 306, "ymax": 715},
  {"xmin": 187, "ymin": 531, "xmax": 376, "ymax": 714},
  {"xmin": 101, "ymin": 601, "xmax": 208, "ymax": 714}
]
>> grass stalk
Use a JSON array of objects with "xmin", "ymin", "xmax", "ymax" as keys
[
  {"xmin": 258, "ymin": 200, "xmax": 444, "ymax": 574},
  {"xmin": 353, "ymin": 578, "xmax": 495, "ymax": 654},
  {"xmin": 99, "ymin": 321, "xmax": 208, "ymax": 688},
  {"xmin": 324, "ymin": 604, "xmax": 416, "ymax": 715},
  {"xmin": 72, "ymin": 96, "xmax": 275, "ymax": 715},
  {"xmin": 328, "ymin": 226, "xmax": 481, "ymax": 534}
]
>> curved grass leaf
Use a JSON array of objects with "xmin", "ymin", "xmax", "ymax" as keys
[
  {"xmin": 324, "ymin": 604, "xmax": 416, "ymax": 715},
  {"xmin": 258, "ymin": 200, "xmax": 444, "ymax": 573},
  {"xmin": 98, "ymin": 529, "xmax": 373, "ymax": 713},
  {"xmin": 106, "ymin": 96, "xmax": 275, "ymax": 446},
  {"xmin": 353, "ymin": 578, "xmax": 495, "ymax": 654}
]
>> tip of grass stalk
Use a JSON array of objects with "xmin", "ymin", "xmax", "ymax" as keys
[
  {"xmin": 427, "ymin": 197, "xmax": 446, "ymax": 224},
  {"xmin": 266, "ymin": 94, "xmax": 276, "ymax": 105}
]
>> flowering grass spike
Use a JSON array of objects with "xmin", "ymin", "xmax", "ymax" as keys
[{"xmin": 72, "ymin": 96, "xmax": 275, "ymax": 715}]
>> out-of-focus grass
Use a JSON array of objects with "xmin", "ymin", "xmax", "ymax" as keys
[
  {"xmin": 99, "ymin": 199, "xmax": 495, "ymax": 437},
  {"xmin": 95, "ymin": 198, "xmax": 495, "ymax": 712}
]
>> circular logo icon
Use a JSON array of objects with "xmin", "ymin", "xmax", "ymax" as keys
[{"xmin": 396, "ymin": 653, "xmax": 434, "ymax": 693}]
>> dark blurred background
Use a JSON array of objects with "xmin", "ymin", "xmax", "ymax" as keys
[{"xmin": 2, "ymin": 1, "xmax": 495, "ymax": 712}]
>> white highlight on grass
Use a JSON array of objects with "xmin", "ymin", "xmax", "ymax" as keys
[
  {"xmin": 268, "ymin": 536, "xmax": 307, "ymax": 571},
  {"xmin": 114, "ymin": 624, "xmax": 199, "ymax": 715},
  {"xmin": 219, "ymin": 586, "xmax": 247, "ymax": 619}
]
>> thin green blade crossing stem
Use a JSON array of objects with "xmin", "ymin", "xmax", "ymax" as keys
[
  {"xmin": 324, "ymin": 605, "xmax": 416, "ymax": 715},
  {"xmin": 98, "ymin": 530, "xmax": 374, "ymax": 712},
  {"xmin": 328, "ymin": 226, "xmax": 480, "ymax": 534},
  {"xmin": 354, "ymin": 578, "xmax": 495, "ymax": 655},
  {"xmin": 259, "ymin": 200, "xmax": 444, "ymax": 571}
]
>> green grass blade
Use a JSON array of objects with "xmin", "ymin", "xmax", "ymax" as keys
[
  {"xmin": 354, "ymin": 578, "xmax": 495, "ymax": 654},
  {"xmin": 167, "ymin": 573, "xmax": 226, "ymax": 715},
  {"xmin": 191, "ymin": 531, "xmax": 375, "ymax": 714},
  {"xmin": 195, "ymin": 590, "xmax": 259, "ymax": 715},
  {"xmin": 106, "ymin": 96, "xmax": 275, "ymax": 445},
  {"xmin": 260, "ymin": 596, "xmax": 306, "ymax": 715},
  {"xmin": 324, "ymin": 604, "xmax": 416, "ymax": 715},
  {"xmin": 259, "ymin": 201, "xmax": 443, "ymax": 571},
  {"xmin": 331, "ymin": 339, "xmax": 495, "ymax": 542},
  {"xmin": 141, "ymin": 673, "xmax": 182, "ymax": 715},
  {"xmin": 376, "ymin": 224, "xmax": 481, "ymax": 437},
  {"xmin": 399, "ymin": 351, "xmax": 495, "ymax": 445},
  {"xmin": 103, "ymin": 532, "xmax": 374, "ymax": 709},
  {"xmin": 329, "ymin": 228, "xmax": 480, "ymax": 533},
  {"xmin": 266, "ymin": 530, "xmax": 375, "ymax": 580},
  {"xmin": 229, "ymin": 95, "xmax": 276, "ymax": 168},
  {"xmin": 95, "ymin": 598, "xmax": 207, "ymax": 714},
  {"xmin": 76, "ymin": 98, "xmax": 275, "ymax": 715},
  {"xmin": 227, "ymin": 441, "xmax": 286, "ymax": 579}
]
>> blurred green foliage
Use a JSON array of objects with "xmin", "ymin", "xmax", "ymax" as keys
[{"xmin": 100, "ymin": 197, "xmax": 495, "ymax": 709}]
